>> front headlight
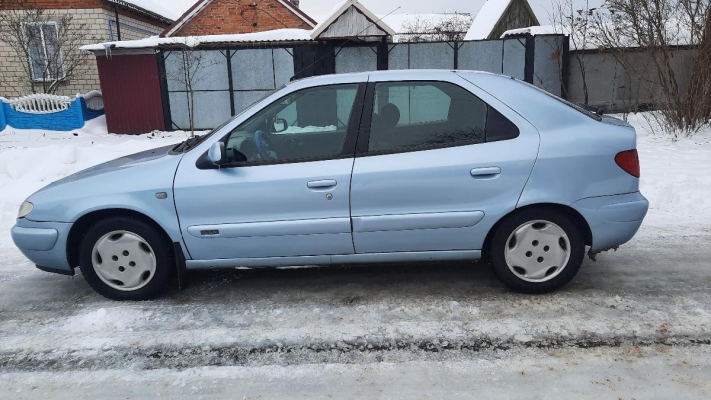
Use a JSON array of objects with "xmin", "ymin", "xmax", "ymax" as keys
[{"xmin": 18, "ymin": 201, "xmax": 33, "ymax": 219}]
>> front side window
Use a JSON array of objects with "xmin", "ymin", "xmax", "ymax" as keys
[
  {"xmin": 23, "ymin": 22, "xmax": 64, "ymax": 81},
  {"xmin": 223, "ymin": 84, "xmax": 360, "ymax": 164},
  {"xmin": 367, "ymin": 81, "xmax": 519, "ymax": 153}
]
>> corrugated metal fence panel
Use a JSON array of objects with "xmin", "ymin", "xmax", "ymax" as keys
[
  {"xmin": 503, "ymin": 38, "xmax": 526, "ymax": 80},
  {"xmin": 459, "ymin": 41, "xmax": 503, "ymax": 73},
  {"xmin": 409, "ymin": 43, "xmax": 455, "ymax": 69},
  {"xmin": 388, "ymin": 43, "xmax": 456, "ymax": 70},
  {"xmin": 335, "ymin": 46, "xmax": 377, "ymax": 74},
  {"xmin": 96, "ymin": 54, "xmax": 165, "ymax": 134},
  {"xmin": 164, "ymin": 48, "xmax": 297, "ymax": 130},
  {"xmin": 164, "ymin": 50, "xmax": 232, "ymax": 130},
  {"xmin": 533, "ymin": 36, "xmax": 565, "ymax": 97},
  {"xmin": 232, "ymin": 49, "xmax": 276, "ymax": 90},
  {"xmin": 273, "ymin": 48, "xmax": 295, "ymax": 88},
  {"xmin": 388, "ymin": 44, "xmax": 409, "ymax": 70}
]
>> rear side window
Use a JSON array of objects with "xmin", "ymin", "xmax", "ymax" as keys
[{"xmin": 367, "ymin": 81, "xmax": 519, "ymax": 153}]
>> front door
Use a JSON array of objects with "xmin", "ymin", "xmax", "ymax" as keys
[
  {"xmin": 349, "ymin": 76, "xmax": 539, "ymax": 254},
  {"xmin": 173, "ymin": 83, "xmax": 365, "ymax": 260}
]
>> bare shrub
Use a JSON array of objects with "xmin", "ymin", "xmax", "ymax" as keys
[
  {"xmin": 590, "ymin": 0, "xmax": 711, "ymax": 138},
  {"xmin": 399, "ymin": 13, "xmax": 473, "ymax": 42}
]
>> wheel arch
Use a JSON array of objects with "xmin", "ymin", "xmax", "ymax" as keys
[
  {"xmin": 482, "ymin": 203, "xmax": 593, "ymax": 259},
  {"xmin": 66, "ymin": 208, "xmax": 175, "ymax": 270}
]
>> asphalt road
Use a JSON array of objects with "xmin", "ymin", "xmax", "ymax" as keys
[{"xmin": 1, "ymin": 224, "xmax": 710, "ymax": 398}]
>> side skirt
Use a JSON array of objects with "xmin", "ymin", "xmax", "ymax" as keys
[{"xmin": 185, "ymin": 250, "xmax": 481, "ymax": 269}]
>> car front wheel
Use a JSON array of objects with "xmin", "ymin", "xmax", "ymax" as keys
[
  {"xmin": 489, "ymin": 208, "xmax": 585, "ymax": 293},
  {"xmin": 79, "ymin": 217, "xmax": 174, "ymax": 300}
]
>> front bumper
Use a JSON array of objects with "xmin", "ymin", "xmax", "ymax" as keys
[
  {"xmin": 571, "ymin": 192, "xmax": 649, "ymax": 251},
  {"xmin": 11, "ymin": 219, "xmax": 74, "ymax": 275}
]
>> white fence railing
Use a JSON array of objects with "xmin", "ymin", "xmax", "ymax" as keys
[
  {"xmin": 80, "ymin": 91, "xmax": 105, "ymax": 111},
  {"xmin": 2, "ymin": 94, "xmax": 74, "ymax": 114}
]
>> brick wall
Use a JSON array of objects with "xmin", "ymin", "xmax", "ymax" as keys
[
  {"xmin": 174, "ymin": 0, "xmax": 312, "ymax": 36},
  {"xmin": 0, "ymin": 6, "xmax": 167, "ymax": 97},
  {"xmin": 104, "ymin": 9, "xmax": 165, "ymax": 41}
]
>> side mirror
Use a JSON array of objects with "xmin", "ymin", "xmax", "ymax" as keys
[
  {"xmin": 207, "ymin": 142, "xmax": 226, "ymax": 165},
  {"xmin": 273, "ymin": 118, "xmax": 288, "ymax": 133}
]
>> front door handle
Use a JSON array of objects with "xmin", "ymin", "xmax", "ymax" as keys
[
  {"xmin": 470, "ymin": 167, "xmax": 501, "ymax": 179},
  {"xmin": 307, "ymin": 179, "xmax": 337, "ymax": 189}
]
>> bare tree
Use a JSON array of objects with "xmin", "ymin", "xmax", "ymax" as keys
[
  {"xmin": 550, "ymin": 0, "xmax": 596, "ymax": 104},
  {"xmin": 0, "ymin": 0, "xmax": 94, "ymax": 95},
  {"xmin": 399, "ymin": 13, "xmax": 473, "ymax": 42},
  {"xmin": 590, "ymin": 0, "xmax": 711, "ymax": 137},
  {"xmin": 164, "ymin": 40, "xmax": 219, "ymax": 137}
]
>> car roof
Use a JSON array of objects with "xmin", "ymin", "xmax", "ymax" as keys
[{"xmin": 289, "ymin": 69, "xmax": 503, "ymax": 86}]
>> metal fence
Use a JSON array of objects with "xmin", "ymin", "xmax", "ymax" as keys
[{"xmin": 161, "ymin": 35, "xmax": 566, "ymax": 130}]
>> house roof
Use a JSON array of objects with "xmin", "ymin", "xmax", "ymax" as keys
[
  {"xmin": 160, "ymin": 0, "xmax": 317, "ymax": 38},
  {"xmin": 464, "ymin": 0, "xmax": 539, "ymax": 41},
  {"xmin": 103, "ymin": 0, "xmax": 176, "ymax": 24},
  {"xmin": 310, "ymin": 0, "xmax": 395, "ymax": 39}
]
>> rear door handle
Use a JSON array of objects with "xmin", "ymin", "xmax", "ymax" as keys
[
  {"xmin": 470, "ymin": 167, "xmax": 501, "ymax": 179},
  {"xmin": 307, "ymin": 180, "xmax": 337, "ymax": 189}
]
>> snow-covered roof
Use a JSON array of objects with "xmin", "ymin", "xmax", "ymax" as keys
[
  {"xmin": 310, "ymin": 0, "xmax": 395, "ymax": 39},
  {"xmin": 465, "ymin": 0, "xmax": 513, "ymax": 40},
  {"xmin": 501, "ymin": 18, "xmax": 695, "ymax": 51},
  {"xmin": 81, "ymin": 29, "xmax": 313, "ymax": 52},
  {"xmin": 161, "ymin": 0, "xmax": 316, "ymax": 38},
  {"xmin": 464, "ymin": 0, "xmax": 540, "ymax": 41},
  {"xmin": 500, "ymin": 25, "xmax": 564, "ymax": 38},
  {"xmin": 104, "ymin": 0, "xmax": 177, "ymax": 23}
]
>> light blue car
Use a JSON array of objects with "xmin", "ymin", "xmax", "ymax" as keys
[{"xmin": 11, "ymin": 70, "xmax": 649, "ymax": 300}]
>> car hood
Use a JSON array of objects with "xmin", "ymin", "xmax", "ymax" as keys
[{"xmin": 39, "ymin": 144, "xmax": 180, "ymax": 191}]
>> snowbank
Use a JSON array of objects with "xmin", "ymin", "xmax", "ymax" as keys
[{"xmin": 624, "ymin": 113, "xmax": 711, "ymax": 228}]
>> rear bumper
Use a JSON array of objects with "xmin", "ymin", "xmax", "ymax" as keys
[
  {"xmin": 571, "ymin": 192, "xmax": 649, "ymax": 251},
  {"xmin": 11, "ymin": 219, "xmax": 74, "ymax": 275}
]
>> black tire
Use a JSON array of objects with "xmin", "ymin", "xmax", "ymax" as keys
[
  {"xmin": 79, "ymin": 217, "xmax": 174, "ymax": 301},
  {"xmin": 489, "ymin": 208, "xmax": 585, "ymax": 294}
]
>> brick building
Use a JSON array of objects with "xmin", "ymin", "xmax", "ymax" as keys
[
  {"xmin": 161, "ymin": 0, "xmax": 316, "ymax": 37},
  {"xmin": 0, "ymin": 0, "xmax": 173, "ymax": 97}
]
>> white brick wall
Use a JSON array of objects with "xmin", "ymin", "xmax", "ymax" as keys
[{"xmin": 0, "ymin": 8, "xmax": 165, "ymax": 97}]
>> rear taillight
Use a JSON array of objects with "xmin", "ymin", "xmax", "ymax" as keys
[{"xmin": 615, "ymin": 150, "xmax": 640, "ymax": 178}]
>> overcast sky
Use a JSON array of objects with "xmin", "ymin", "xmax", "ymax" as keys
[{"xmin": 168, "ymin": 0, "xmax": 606, "ymax": 24}]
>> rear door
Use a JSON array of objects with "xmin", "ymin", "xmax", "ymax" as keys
[{"xmin": 349, "ymin": 72, "xmax": 540, "ymax": 254}]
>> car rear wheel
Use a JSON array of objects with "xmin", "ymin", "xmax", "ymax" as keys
[
  {"xmin": 79, "ymin": 217, "xmax": 174, "ymax": 300},
  {"xmin": 489, "ymin": 208, "xmax": 585, "ymax": 293}
]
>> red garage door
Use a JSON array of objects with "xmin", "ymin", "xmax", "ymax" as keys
[{"xmin": 96, "ymin": 54, "xmax": 165, "ymax": 135}]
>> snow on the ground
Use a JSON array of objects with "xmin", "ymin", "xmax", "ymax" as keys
[
  {"xmin": 3, "ymin": 344, "xmax": 710, "ymax": 399},
  {"xmin": 625, "ymin": 113, "xmax": 711, "ymax": 229}
]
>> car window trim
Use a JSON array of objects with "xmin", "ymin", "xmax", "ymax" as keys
[{"xmin": 197, "ymin": 82, "xmax": 367, "ymax": 170}]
